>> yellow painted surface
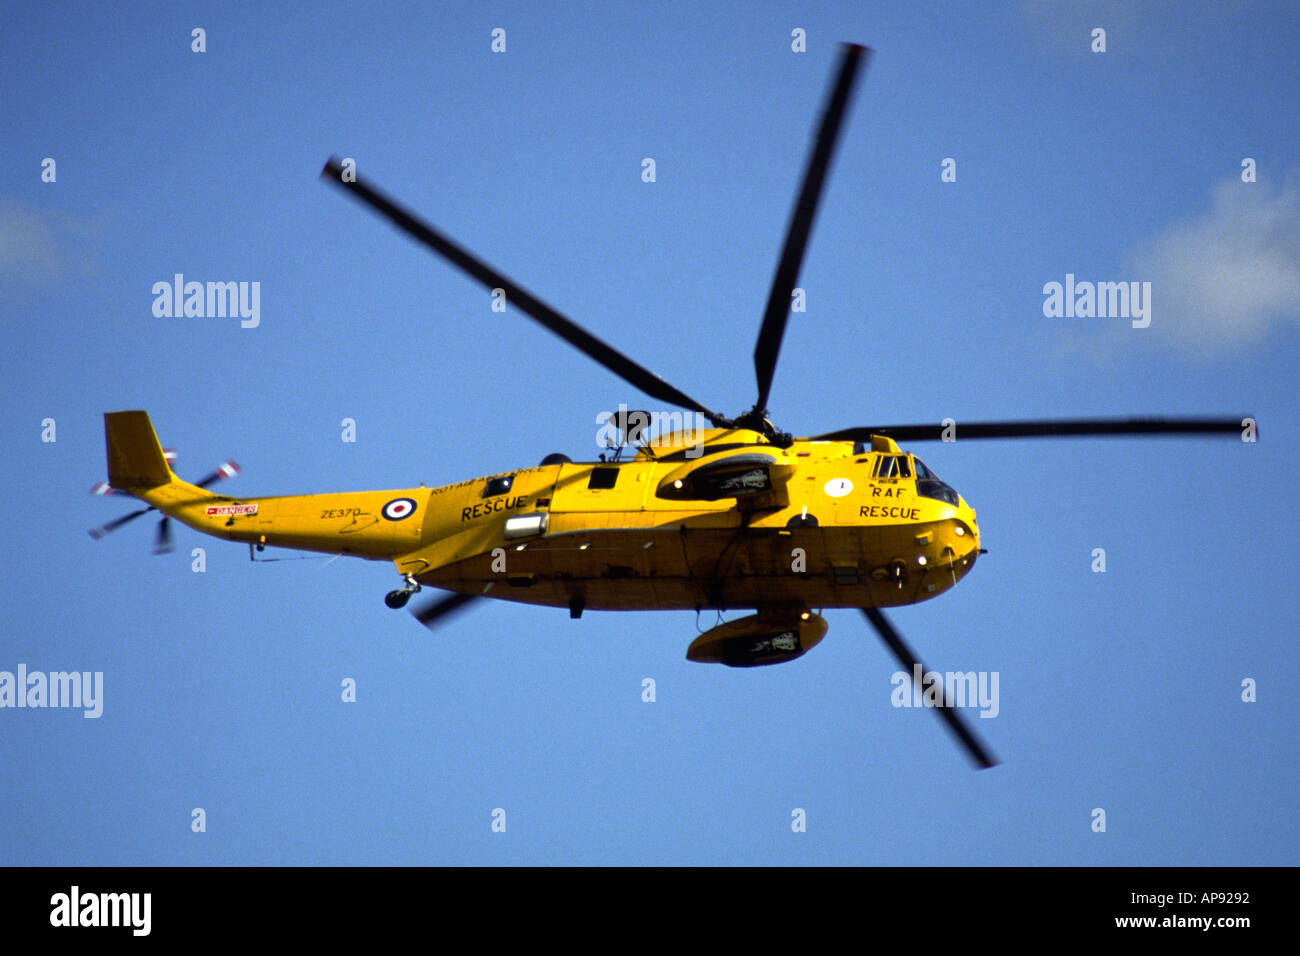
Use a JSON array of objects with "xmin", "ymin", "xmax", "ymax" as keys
[{"xmin": 108, "ymin": 414, "xmax": 981, "ymax": 613}]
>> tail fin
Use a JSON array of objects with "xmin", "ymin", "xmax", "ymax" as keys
[{"xmin": 104, "ymin": 411, "xmax": 174, "ymax": 490}]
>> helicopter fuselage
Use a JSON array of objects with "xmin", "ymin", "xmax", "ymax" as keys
[{"xmin": 140, "ymin": 426, "xmax": 980, "ymax": 615}]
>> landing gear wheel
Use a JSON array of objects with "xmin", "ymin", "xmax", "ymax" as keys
[{"xmin": 385, "ymin": 574, "xmax": 422, "ymax": 609}]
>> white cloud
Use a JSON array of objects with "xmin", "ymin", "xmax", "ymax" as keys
[
  {"xmin": 1016, "ymin": 0, "xmax": 1177, "ymax": 56},
  {"xmin": 1127, "ymin": 174, "xmax": 1300, "ymax": 354},
  {"xmin": 0, "ymin": 202, "xmax": 64, "ymax": 276},
  {"xmin": 0, "ymin": 200, "xmax": 110, "ymax": 281}
]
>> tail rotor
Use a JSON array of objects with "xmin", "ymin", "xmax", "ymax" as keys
[{"xmin": 89, "ymin": 452, "xmax": 240, "ymax": 554}]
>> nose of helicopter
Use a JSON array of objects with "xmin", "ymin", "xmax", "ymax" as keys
[
  {"xmin": 920, "ymin": 497, "xmax": 980, "ymax": 590},
  {"xmin": 894, "ymin": 495, "xmax": 981, "ymax": 600},
  {"xmin": 948, "ymin": 497, "xmax": 981, "ymax": 575}
]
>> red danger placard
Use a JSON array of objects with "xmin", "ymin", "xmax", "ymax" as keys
[{"xmin": 206, "ymin": 504, "xmax": 258, "ymax": 516}]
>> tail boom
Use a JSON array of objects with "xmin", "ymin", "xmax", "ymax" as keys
[{"xmin": 101, "ymin": 411, "xmax": 430, "ymax": 559}]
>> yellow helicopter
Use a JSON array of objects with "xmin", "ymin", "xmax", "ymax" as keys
[{"xmin": 91, "ymin": 45, "xmax": 1248, "ymax": 769}]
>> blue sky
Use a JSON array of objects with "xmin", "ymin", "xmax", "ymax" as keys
[{"xmin": 2, "ymin": 0, "xmax": 1297, "ymax": 865}]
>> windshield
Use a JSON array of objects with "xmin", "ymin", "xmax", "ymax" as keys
[{"xmin": 912, "ymin": 458, "xmax": 960, "ymax": 506}]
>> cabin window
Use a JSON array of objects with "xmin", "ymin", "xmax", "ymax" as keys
[
  {"xmin": 873, "ymin": 455, "xmax": 911, "ymax": 479},
  {"xmin": 483, "ymin": 475, "xmax": 514, "ymax": 497},
  {"xmin": 587, "ymin": 467, "xmax": 619, "ymax": 490}
]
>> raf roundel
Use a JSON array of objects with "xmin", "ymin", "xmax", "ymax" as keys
[{"xmin": 382, "ymin": 497, "xmax": 418, "ymax": 521}]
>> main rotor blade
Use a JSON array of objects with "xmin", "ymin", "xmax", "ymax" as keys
[
  {"xmin": 411, "ymin": 591, "xmax": 480, "ymax": 631},
  {"xmin": 862, "ymin": 607, "xmax": 998, "ymax": 770},
  {"xmin": 321, "ymin": 158, "xmax": 723, "ymax": 422},
  {"xmin": 753, "ymin": 43, "xmax": 870, "ymax": 414},
  {"xmin": 815, "ymin": 417, "xmax": 1251, "ymax": 443}
]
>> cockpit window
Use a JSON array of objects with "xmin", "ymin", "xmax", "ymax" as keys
[
  {"xmin": 911, "ymin": 459, "xmax": 959, "ymax": 505},
  {"xmin": 873, "ymin": 455, "xmax": 911, "ymax": 479},
  {"xmin": 917, "ymin": 478, "xmax": 959, "ymax": 506}
]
